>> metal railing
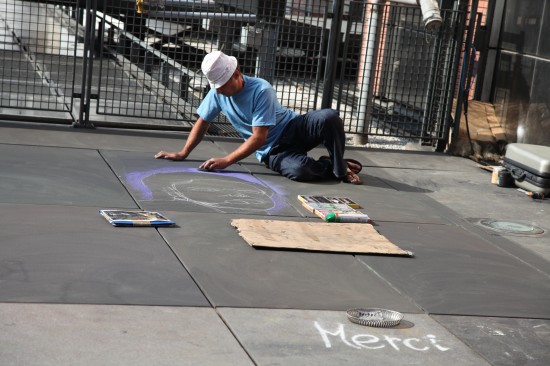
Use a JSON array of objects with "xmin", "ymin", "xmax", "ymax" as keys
[
  {"xmin": 0, "ymin": 0, "xmax": 470, "ymax": 149},
  {"xmin": 0, "ymin": 0, "xmax": 78, "ymax": 119}
]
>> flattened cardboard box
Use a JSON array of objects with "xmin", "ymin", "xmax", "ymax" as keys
[{"xmin": 231, "ymin": 219, "xmax": 412, "ymax": 256}]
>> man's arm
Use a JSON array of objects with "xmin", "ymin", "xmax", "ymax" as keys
[
  {"xmin": 154, "ymin": 117, "xmax": 210, "ymax": 160},
  {"xmin": 199, "ymin": 125, "xmax": 269, "ymax": 171}
]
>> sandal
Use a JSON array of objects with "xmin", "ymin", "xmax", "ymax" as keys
[
  {"xmin": 343, "ymin": 170, "xmax": 362, "ymax": 185},
  {"xmin": 344, "ymin": 158, "xmax": 363, "ymax": 174},
  {"xmin": 319, "ymin": 156, "xmax": 363, "ymax": 174}
]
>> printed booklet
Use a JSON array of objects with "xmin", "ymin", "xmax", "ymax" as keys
[{"xmin": 99, "ymin": 209, "xmax": 175, "ymax": 227}]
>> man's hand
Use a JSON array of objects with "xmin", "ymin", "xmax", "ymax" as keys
[
  {"xmin": 154, "ymin": 117, "xmax": 210, "ymax": 162},
  {"xmin": 154, "ymin": 151, "xmax": 186, "ymax": 161},
  {"xmin": 199, "ymin": 157, "xmax": 231, "ymax": 171}
]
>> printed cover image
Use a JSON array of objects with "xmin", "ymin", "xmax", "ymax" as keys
[
  {"xmin": 99, "ymin": 210, "xmax": 175, "ymax": 227},
  {"xmin": 297, "ymin": 195, "xmax": 361, "ymax": 208}
]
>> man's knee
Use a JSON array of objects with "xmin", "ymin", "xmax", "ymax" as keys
[
  {"xmin": 280, "ymin": 158, "xmax": 333, "ymax": 182},
  {"xmin": 321, "ymin": 109, "xmax": 342, "ymax": 123},
  {"xmin": 319, "ymin": 109, "xmax": 344, "ymax": 131},
  {"xmin": 282, "ymin": 166, "xmax": 314, "ymax": 182}
]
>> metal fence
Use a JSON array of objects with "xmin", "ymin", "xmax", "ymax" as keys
[
  {"xmin": 0, "ymin": 0, "xmax": 78, "ymax": 118},
  {"xmin": 0, "ymin": 0, "xmax": 469, "ymax": 149}
]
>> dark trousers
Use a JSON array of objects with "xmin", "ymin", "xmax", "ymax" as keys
[{"xmin": 265, "ymin": 109, "xmax": 347, "ymax": 182}]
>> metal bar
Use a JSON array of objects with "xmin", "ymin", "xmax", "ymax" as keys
[
  {"xmin": 312, "ymin": 3, "xmax": 329, "ymax": 110},
  {"xmin": 421, "ymin": 22, "xmax": 444, "ymax": 144},
  {"xmin": 144, "ymin": 0, "xmax": 219, "ymax": 7},
  {"xmin": 440, "ymin": 6, "xmax": 465, "ymax": 149},
  {"xmin": 452, "ymin": 0, "xmax": 479, "ymax": 143},
  {"xmin": 335, "ymin": 4, "xmax": 354, "ymax": 112},
  {"xmin": 254, "ymin": 22, "xmax": 279, "ymax": 83},
  {"xmin": 75, "ymin": 0, "xmax": 96, "ymax": 128},
  {"xmin": 355, "ymin": 0, "xmax": 385, "ymax": 143},
  {"xmin": 145, "ymin": 11, "xmax": 257, "ymax": 22},
  {"xmin": 321, "ymin": 0, "xmax": 345, "ymax": 108}
]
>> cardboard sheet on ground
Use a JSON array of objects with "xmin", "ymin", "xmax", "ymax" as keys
[{"xmin": 231, "ymin": 219, "xmax": 412, "ymax": 256}]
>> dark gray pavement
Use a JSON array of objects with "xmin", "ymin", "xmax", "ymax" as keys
[{"xmin": 0, "ymin": 120, "xmax": 549, "ymax": 365}]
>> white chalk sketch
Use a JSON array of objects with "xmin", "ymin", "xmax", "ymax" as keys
[
  {"xmin": 314, "ymin": 322, "xmax": 451, "ymax": 352},
  {"xmin": 163, "ymin": 178, "xmax": 277, "ymax": 213}
]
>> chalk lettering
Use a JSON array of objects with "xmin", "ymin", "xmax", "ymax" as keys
[
  {"xmin": 314, "ymin": 322, "xmax": 451, "ymax": 352},
  {"xmin": 403, "ymin": 338, "xmax": 429, "ymax": 351},
  {"xmin": 314, "ymin": 322, "xmax": 360, "ymax": 349},
  {"xmin": 384, "ymin": 335, "xmax": 402, "ymax": 350},
  {"xmin": 426, "ymin": 334, "xmax": 451, "ymax": 351},
  {"xmin": 351, "ymin": 334, "xmax": 384, "ymax": 349}
]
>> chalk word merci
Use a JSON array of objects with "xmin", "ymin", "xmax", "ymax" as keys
[{"xmin": 314, "ymin": 322, "xmax": 451, "ymax": 352}]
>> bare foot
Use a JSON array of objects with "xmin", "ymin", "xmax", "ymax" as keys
[{"xmin": 343, "ymin": 170, "xmax": 362, "ymax": 185}]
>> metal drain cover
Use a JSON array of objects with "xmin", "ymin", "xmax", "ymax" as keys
[{"xmin": 477, "ymin": 219, "xmax": 545, "ymax": 235}]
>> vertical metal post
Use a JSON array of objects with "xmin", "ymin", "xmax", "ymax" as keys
[
  {"xmin": 354, "ymin": 0, "xmax": 385, "ymax": 144},
  {"xmin": 421, "ymin": 10, "xmax": 445, "ymax": 146},
  {"xmin": 312, "ymin": 5, "xmax": 329, "ymax": 110},
  {"xmin": 433, "ymin": 3, "xmax": 466, "ymax": 151},
  {"xmin": 452, "ymin": 0, "xmax": 479, "ymax": 143},
  {"xmin": 321, "ymin": 0, "xmax": 345, "ymax": 109},
  {"xmin": 255, "ymin": 22, "xmax": 279, "ymax": 83},
  {"xmin": 74, "ymin": 0, "xmax": 96, "ymax": 128},
  {"xmin": 255, "ymin": 0, "xmax": 285, "ymax": 84},
  {"xmin": 440, "ymin": 0, "xmax": 466, "ymax": 149}
]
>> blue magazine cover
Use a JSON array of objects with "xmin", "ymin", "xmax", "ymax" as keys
[{"xmin": 99, "ymin": 210, "xmax": 175, "ymax": 227}]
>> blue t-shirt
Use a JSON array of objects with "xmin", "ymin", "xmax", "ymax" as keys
[{"xmin": 196, "ymin": 75, "xmax": 297, "ymax": 162}]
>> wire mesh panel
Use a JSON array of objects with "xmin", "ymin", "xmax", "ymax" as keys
[
  {"xmin": 96, "ymin": 0, "xmax": 464, "ymax": 143},
  {"xmin": 336, "ymin": 2, "xmax": 463, "ymax": 144},
  {"xmin": 96, "ymin": 0, "xmax": 329, "ymax": 134},
  {"xmin": 0, "ymin": 0, "xmax": 468, "ymax": 147},
  {"xmin": 94, "ymin": 0, "xmax": 191, "ymax": 128},
  {"xmin": 0, "ymin": 0, "xmax": 78, "ymax": 113}
]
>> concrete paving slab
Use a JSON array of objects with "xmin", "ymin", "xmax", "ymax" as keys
[
  {"xmin": 0, "ymin": 108, "xmax": 71, "ymax": 122},
  {"xmin": 0, "ymin": 143, "xmax": 136, "ymax": 207},
  {"xmin": 365, "ymin": 155, "xmax": 550, "ymax": 263},
  {"xmin": 211, "ymin": 142, "xmax": 393, "ymax": 194},
  {"xmin": 0, "ymin": 303, "xmax": 253, "ymax": 366},
  {"xmin": 0, "ymin": 204, "xmax": 209, "ymax": 306},
  {"xmin": 160, "ymin": 211, "xmax": 421, "ymax": 312},
  {"xmin": 358, "ymin": 221, "xmax": 550, "ymax": 319},
  {"xmin": 433, "ymin": 315, "xmax": 550, "ymax": 366},
  {"xmin": 248, "ymin": 168, "xmax": 451, "ymax": 224},
  {"xmin": 372, "ymin": 165, "xmax": 550, "ymax": 225},
  {"xmin": 103, "ymin": 149, "xmax": 299, "ymax": 216},
  {"xmin": 0, "ymin": 121, "xmax": 190, "ymax": 152},
  {"xmin": 356, "ymin": 148, "xmax": 479, "ymax": 171},
  {"xmin": 458, "ymin": 218, "xmax": 550, "ymax": 276},
  {"xmin": 218, "ymin": 308, "xmax": 491, "ymax": 366},
  {"xmin": 211, "ymin": 144, "xmax": 452, "ymax": 224},
  {"xmin": 2, "ymin": 122, "xmax": 549, "ymax": 363}
]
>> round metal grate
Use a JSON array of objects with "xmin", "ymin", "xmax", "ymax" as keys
[{"xmin": 477, "ymin": 219, "xmax": 545, "ymax": 235}]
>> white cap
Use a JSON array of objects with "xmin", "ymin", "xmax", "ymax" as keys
[{"xmin": 201, "ymin": 51, "xmax": 238, "ymax": 89}]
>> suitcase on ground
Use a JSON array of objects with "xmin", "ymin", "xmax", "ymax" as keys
[{"xmin": 503, "ymin": 143, "xmax": 550, "ymax": 194}]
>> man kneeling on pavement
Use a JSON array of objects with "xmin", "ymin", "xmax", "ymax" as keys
[{"xmin": 155, "ymin": 51, "xmax": 363, "ymax": 184}]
